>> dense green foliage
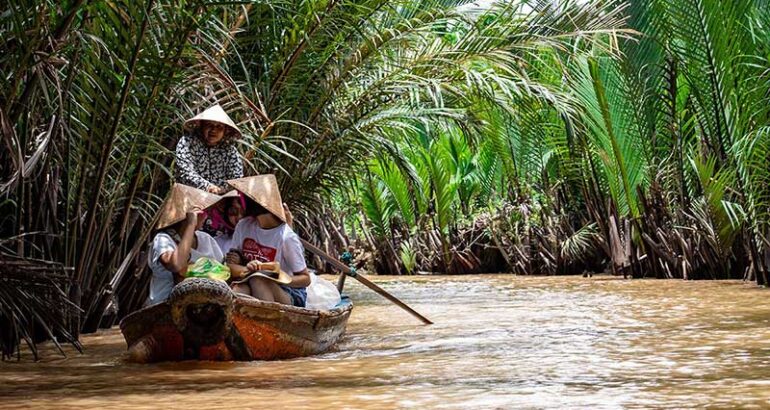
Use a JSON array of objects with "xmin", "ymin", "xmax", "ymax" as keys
[
  {"xmin": 347, "ymin": 0, "xmax": 770, "ymax": 280},
  {"xmin": 1, "ymin": 0, "xmax": 769, "ymax": 357}
]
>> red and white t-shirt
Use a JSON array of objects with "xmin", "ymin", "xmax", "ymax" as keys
[{"xmin": 231, "ymin": 216, "xmax": 307, "ymax": 275}]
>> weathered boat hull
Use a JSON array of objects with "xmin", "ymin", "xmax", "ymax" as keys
[{"xmin": 120, "ymin": 278, "xmax": 352, "ymax": 362}]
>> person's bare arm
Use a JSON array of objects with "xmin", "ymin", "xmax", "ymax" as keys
[
  {"xmin": 158, "ymin": 251, "xmax": 186, "ymax": 281},
  {"xmin": 228, "ymin": 264, "xmax": 250, "ymax": 279},
  {"xmin": 206, "ymin": 185, "xmax": 226, "ymax": 194},
  {"xmin": 289, "ymin": 268, "xmax": 311, "ymax": 288},
  {"xmin": 226, "ymin": 250, "xmax": 249, "ymax": 279},
  {"xmin": 159, "ymin": 211, "xmax": 197, "ymax": 275}
]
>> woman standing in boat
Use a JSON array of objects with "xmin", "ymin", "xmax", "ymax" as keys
[
  {"xmin": 145, "ymin": 184, "xmax": 224, "ymax": 306},
  {"xmin": 225, "ymin": 175, "xmax": 311, "ymax": 307}
]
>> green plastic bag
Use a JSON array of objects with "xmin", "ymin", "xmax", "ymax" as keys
[{"xmin": 186, "ymin": 257, "xmax": 231, "ymax": 282}]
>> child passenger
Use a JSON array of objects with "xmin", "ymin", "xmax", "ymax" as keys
[
  {"xmin": 225, "ymin": 175, "xmax": 311, "ymax": 307},
  {"xmin": 204, "ymin": 191, "xmax": 244, "ymax": 254},
  {"xmin": 145, "ymin": 184, "xmax": 224, "ymax": 306}
]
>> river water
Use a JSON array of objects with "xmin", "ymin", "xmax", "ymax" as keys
[{"xmin": 2, "ymin": 275, "xmax": 770, "ymax": 409}]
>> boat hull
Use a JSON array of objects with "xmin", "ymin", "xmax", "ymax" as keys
[{"xmin": 120, "ymin": 278, "xmax": 352, "ymax": 362}]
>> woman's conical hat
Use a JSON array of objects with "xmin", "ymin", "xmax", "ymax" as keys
[
  {"xmin": 156, "ymin": 184, "xmax": 223, "ymax": 230},
  {"xmin": 227, "ymin": 175, "xmax": 286, "ymax": 223},
  {"xmin": 184, "ymin": 104, "xmax": 241, "ymax": 138}
]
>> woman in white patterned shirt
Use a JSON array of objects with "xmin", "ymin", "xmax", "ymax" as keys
[{"xmin": 175, "ymin": 104, "xmax": 243, "ymax": 194}]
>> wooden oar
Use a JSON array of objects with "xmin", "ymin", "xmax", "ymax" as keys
[{"xmin": 300, "ymin": 239, "xmax": 433, "ymax": 325}]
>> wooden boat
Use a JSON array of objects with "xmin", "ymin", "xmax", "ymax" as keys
[{"xmin": 119, "ymin": 278, "xmax": 352, "ymax": 362}]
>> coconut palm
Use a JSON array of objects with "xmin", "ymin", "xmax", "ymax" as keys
[{"xmin": 0, "ymin": 0, "xmax": 260, "ymax": 354}]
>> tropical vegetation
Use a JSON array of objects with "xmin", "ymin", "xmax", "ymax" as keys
[{"xmin": 1, "ymin": 0, "xmax": 769, "ymax": 358}]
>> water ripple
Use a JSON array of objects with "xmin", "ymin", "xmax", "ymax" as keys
[{"xmin": 2, "ymin": 275, "xmax": 770, "ymax": 409}]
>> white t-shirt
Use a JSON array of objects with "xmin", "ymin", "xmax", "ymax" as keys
[
  {"xmin": 145, "ymin": 230, "xmax": 223, "ymax": 306},
  {"xmin": 230, "ymin": 217, "xmax": 307, "ymax": 275},
  {"xmin": 214, "ymin": 233, "xmax": 234, "ymax": 255}
]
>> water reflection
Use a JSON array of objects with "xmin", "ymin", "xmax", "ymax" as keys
[{"xmin": 2, "ymin": 276, "xmax": 770, "ymax": 409}]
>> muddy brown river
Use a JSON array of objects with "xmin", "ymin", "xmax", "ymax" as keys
[{"xmin": 2, "ymin": 275, "xmax": 770, "ymax": 409}]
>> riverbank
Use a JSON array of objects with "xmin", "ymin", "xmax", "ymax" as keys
[{"xmin": 2, "ymin": 275, "xmax": 770, "ymax": 409}]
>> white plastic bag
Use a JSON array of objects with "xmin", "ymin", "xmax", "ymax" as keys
[{"xmin": 305, "ymin": 271, "xmax": 341, "ymax": 310}]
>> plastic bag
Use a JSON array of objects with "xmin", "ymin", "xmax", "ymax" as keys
[
  {"xmin": 186, "ymin": 257, "xmax": 231, "ymax": 282},
  {"xmin": 305, "ymin": 271, "xmax": 341, "ymax": 310}
]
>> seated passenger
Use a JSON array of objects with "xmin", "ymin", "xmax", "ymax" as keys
[
  {"xmin": 145, "ymin": 184, "xmax": 224, "ymax": 306},
  {"xmin": 225, "ymin": 175, "xmax": 311, "ymax": 307},
  {"xmin": 205, "ymin": 191, "xmax": 244, "ymax": 254}
]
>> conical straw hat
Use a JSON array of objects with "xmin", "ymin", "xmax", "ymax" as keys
[
  {"xmin": 184, "ymin": 104, "xmax": 241, "ymax": 138},
  {"xmin": 231, "ymin": 269, "xmax": 292, "ymax": 286},
  {"xmin": 156, "ymin": 184, "xmax": 223, "ymax": 230},
  {"xmin": 227, "ymin": 175, "xmax": 286, "ymax": 223}
]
